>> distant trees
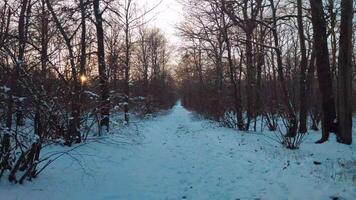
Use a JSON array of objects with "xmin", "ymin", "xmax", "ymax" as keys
[
  {"xmin": 134, "ymin": 27, "xmax": 176, "ymax": 112},
  {"xmin": 177, "ymin": 0, "xmax": 354, "ymax": 147}
]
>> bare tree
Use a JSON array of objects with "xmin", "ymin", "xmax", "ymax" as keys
[
  {"xmin": 46, "ymin": 0, "xmax": 81, "ymax": 144},
  {"xmin": 222, "ymin": 0, "xmax": 263, "ymax": 130},
  {"xmin": 6, "ymin": 0, "xmax": 31, "ymax": 131}
]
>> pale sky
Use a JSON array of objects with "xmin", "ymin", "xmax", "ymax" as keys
[{"xmin": 140, "ymin": 0, "xmax": 183, "ymax": 45}]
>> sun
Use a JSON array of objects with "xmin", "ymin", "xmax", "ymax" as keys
[{"xmin": 80, "ymin": 75, "xmax": 87, "ymax": 84}]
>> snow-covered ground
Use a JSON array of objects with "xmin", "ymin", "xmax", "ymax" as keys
[{"xmin": 1, "ymin": 102, "xmax": 356, "ymax": 200}]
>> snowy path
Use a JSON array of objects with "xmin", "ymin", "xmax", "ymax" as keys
[{"xmin": 1, "ymin": 102, "xmax": 356, "ymax": 200}]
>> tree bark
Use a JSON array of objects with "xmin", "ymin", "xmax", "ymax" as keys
[
  {"xmin": 337, "ymin": 0, "xmax": 353, "ymax": 144},
  {"xmin": 93, "ymin": 0, "xmax": 110, "ymax": 131},
  {"xmin": 245, "ymin": 29, "xmax": 255, "ymax": 130},
  {"xmin": 123, "ymin": 1, "xmax": 131, "ymax": 124},
  {"xmin": 7, "ymin": 0, "xmax": 31, "ymax": 129},
  {"xmin": 80, "ymin": 0, "xmax": 86, "ymax": 77},
  {"xmin": 309, "ymin": 0, "xmax": 338, "ymax": 143},
  {"xmin": 297, "ymin": 0, "xmax": 308, "ymax": 133}
]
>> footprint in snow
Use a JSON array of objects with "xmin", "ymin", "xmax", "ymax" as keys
[
  {"xmin": 183, "ymin": 186, "xmax": 193, "ymax": 192},
  {"xmin": 330, "ymin": 196, "xmax": 343, "ymax": 200}
]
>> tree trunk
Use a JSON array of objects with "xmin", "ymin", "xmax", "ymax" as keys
[
  {"xmin": 337, "ymin": 0, "xmax": 353, "ymax": 144},
  {"xmin": 297, "ymin": 0, "xmax": 308, "ymax": 133},
  {"xmin": 77, "ymin": 0, "xmax": 86, "ymax": 142},
  {"xmin": 309, "ymin": 0, "xmax": 337, "ymax": 143},
  {"xmin": 245, "ymin": 30, "xmax": 254, "ymax": 131},
  {"xmin": 93, "ymin": 0, "xmax": 110, "ymax": 131},
  {"xmin": 7, "ymin": 0, "xmax": 30, "ymax": 130},
  {"xmin": 80, "ymin": 0, "xmax": 86, "ymax": 77},
  {"xmin": 124, "ymin": 6, "xmax": 130, "ymax": 124}
]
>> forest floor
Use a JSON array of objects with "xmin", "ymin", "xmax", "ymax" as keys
[{"xmin": 1, "ymin": 102, "xmax": 356, "ymax": 200}]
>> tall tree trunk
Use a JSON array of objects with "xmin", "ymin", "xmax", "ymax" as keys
[
  {"xmin": 124, "ymin": 4, "xmax": 131, "ymax": 124},
  {"xmin": 328, "ymin": 0, "xmax": 338, "ymax": 82},
  {"xmin": 139, "ymin": 29, "xmax": 149, "ymax": 98},
  {"xmin": 79, "ymin": 0, "xmax": 86, "ymax": 78},
  {"xmin": 306, "ymin": 45, "xmax": 319, "ymax": 131},
  {"xmin": 297, "ymin": 0, "xmax": 308, "ymax": 133},
  {"xmin": 245, "ymin": 29, "xmax": 254, "ymax": 131},
  {"xmin": 192, "ymin": 40, "xmax": 205, "ymax": 112},
  {"xmin": 7, "ymin": 0, "xmax": 31, "ymax": 130},
  {"xmin": 309, "ymin": 0, "xmax": 337, "ymax": 143},
  {"xmin": 337, "ymin": 0, "xmax": 353, "ymax": 145},
  {"xmin": 31, "ymin": 0, "xmax": 48, "ymax": 176},
  {"xmin": 2, "ymin": 3, "xmax": 9, "ymax": 126},
  {"xmin": 256, "ymin": 41, "xmax": 264, "ymax": 119},
  {"xmin": 93, "ymin": 0, "xmax": 110, "ymax": 131},
  {"xmin": 78, "ymin": 0, "xmax": 86, "ymax": 140},
  {"xmin": 35, "ymin": 0, "xmax": 48, "ymax": 140}
]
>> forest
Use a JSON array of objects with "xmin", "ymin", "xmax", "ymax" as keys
[
  {"xmin": 0, "ymin": 0, "xmax": 355, "ymax": 199},
  {"xmin": 177, "ymin": 0, "xmax": 355, "ymax": 146}
]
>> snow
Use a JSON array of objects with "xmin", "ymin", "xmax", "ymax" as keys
[
  {"xmin": 16, "ymin": 60, "xmax": 24, "ymax": 64},
  {"xmin": 0, "ymin": 86, "xmax": 10, "ymax": 93},
  {"xmin": 84, "ymin": 90, "xmax": 99, "ymax": 98},
  {"xmin": 1, "ymin": 102, "xmax": 355, "ymax": 200}
]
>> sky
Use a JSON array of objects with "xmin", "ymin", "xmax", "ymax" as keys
[{"xmin": 139, "ymin": 0, "xmax": 183, "ymax": 45}]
